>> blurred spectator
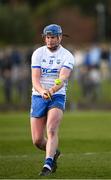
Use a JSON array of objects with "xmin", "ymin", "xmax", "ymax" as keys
[
  {"xmin": 78, "ymin": 45, "xmax": 102, "ymax": 101},
  {"xmin": 25, "ymin": 47, "xmax": 33, "ymax": 66},
  {"xmin": 11, "ymin": 47, "xmax": 31, "ymax": 105},
  {"xmin": 0, "ymin": 49, "xmax": 4, "ymax": 80},
  {"xmin": 2, "ymin": 48, "xmax": 13, "ymax": 103},
  {"xmin": 11, "ymin": 47, "xmax": 22, "ymax": 102},
  {"xmin": 84, "ymin": 45, "xmax": 101, "ymax": 67},
  {"xmin": 0, "ymin": 46, "xmax": 32, "ymax": 106},
  {"xmin": 100, "ymin": 44, "xmax": 110, "ymax": 80},
  {"xmin": 109, "ymin": 48, "xmax": 111, "ymax": 80}
]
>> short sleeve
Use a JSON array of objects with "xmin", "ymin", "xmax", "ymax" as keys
[
  {"xmin": 62, "ymin": 52, "xmax": 75, "ymax": 70},
  {"xmin": 31, "ymin": 49, "xmax": 41, "ymax": 68}
]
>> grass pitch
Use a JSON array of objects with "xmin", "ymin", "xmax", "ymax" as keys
[{"xmin": 0, "ymin": 111, "xmax": 111, "ymax": 179}]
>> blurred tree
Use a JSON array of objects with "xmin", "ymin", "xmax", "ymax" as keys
[
  {"xmin": 0, "ymin": 0, "xmax": 7, "ymax": 3},
  {"xmin": 0, "ymin": 0, "xmax": 109, "ymax": 14},
  {"xmin": 26, "ymin": 0, "xmax": 46, "ymax": 7},
  {"xmin": 0, "ymin": 5, "xmax": 36, "ymax": 44},
  {"xmin": 60, "ymin": 0, "xmax": 108, "ymax": 14},
  {"xmin": 0, "ymin": 0, "xmax": 111, "ymax": 44},
  {"xmin": 0, "ymin": 0, "xmax": 47, "ymax": 7}
]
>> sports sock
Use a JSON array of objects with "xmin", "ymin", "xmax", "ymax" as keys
[{"xmin": 43, "ymin": 157, "xmax": 53, "ymax": 170}]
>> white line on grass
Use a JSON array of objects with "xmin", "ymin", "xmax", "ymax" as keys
[
  {"xmin": 0, "ymin": 155, "xmax": 28, "ymax": 159},
  {"xmin": 62, "ymin": 151, "xmax": 111, "ymax": 157},
  {"xmin": 1, "ymin": 151, "xmax": 111, "ymax": 159}
]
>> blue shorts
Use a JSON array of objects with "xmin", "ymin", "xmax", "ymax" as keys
[{"xmin": 30, "ymin": 94, "xmax": 66, "ymax": 118}]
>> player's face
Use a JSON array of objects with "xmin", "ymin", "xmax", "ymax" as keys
[{"xmin": 45, "ymin": 35, "xmax": 62, "ymax": 50}]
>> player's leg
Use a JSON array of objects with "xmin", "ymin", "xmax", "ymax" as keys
[
  {"xmin": 39, "ymin": 108, "xmax": 63, "ymax": 175},
  {"xmin": 39, "ymin": 95, "xmax": 65, "ymax": 176},
  {"xmin": 30, "ymin": 116, "xmax": 47, "ymax": 151},
  {"xmin": 46, "ymin": 108, "xmax": 63, "ymax": 158},
  {"xmin": 30, "ymin": 95, "xmax": 48, "ymax": 150}
]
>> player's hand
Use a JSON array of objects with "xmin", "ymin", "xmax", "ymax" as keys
[{"xmin": 42, "ymin": 90, "xmax": 52, "ymax": 100}]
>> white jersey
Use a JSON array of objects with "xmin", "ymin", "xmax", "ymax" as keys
[{"xmin": 31, "ymin": 45, "xmax": 75, "ymax": 96}]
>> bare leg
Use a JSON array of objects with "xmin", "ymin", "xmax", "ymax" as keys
[
  {"xmin": 30, "ymin": 116, "xmax": 47, "ymax": 151},
  {"xmin": 46, "ymin": 108, "xmax": 63, "ymax": 158}
]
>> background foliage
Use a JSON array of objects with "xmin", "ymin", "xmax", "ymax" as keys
[
  {"xmin": 0, "ymin": 0, "xmax": 110, "ymax": 45},
  {"xmin": 0, "ymin": 5, "xmax": 35, "ymax": 45}
]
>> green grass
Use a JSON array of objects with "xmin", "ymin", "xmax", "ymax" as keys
[{"xmin": 0, "ymin": 111, "xmax": 111, "ymax": 179}]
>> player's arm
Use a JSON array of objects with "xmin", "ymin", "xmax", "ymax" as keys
[
  {"xmin": 49, "ymin": 67, "xmax": 72, "ymax": 95},
  {"xmin": 32, "ymin": 68, "xmax": 50, "ymax": 99}
]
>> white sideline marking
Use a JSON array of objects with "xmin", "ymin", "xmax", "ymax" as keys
[
  {"xmin": 84, "ymin": 152, "xmax": 96, "ymax": 155},
  {"xmin": 61, "ymin": 151, "xmax": 111, "ymax": 157},
  {"xmin": 84, "ymin": 152, "xmax": 111, "ymax": 155},
  {"xmin": 1, "ymin": 151, "xmax": 111, "ymax": 159},
  {"xmin": 0, "ymin": 155, "xmax": 28, "ymax": 159}
]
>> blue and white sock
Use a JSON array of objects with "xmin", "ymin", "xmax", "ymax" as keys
[{"xmin": 43, "ymin": 157, "xmax": 54, "ymax": 171}]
